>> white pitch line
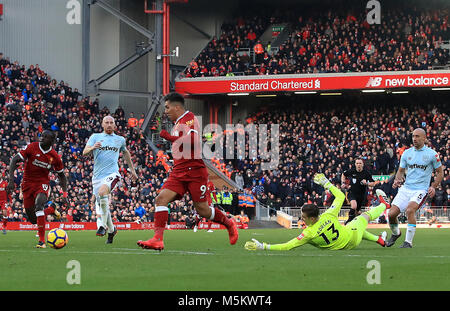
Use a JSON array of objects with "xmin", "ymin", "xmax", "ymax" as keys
[
  {"xmin": 0, "ymin": 248, "xmax": 213, "ymax": 256},
  {"xmin": 0, "ymin": 248, "xmax": 448, "ymax": 259}
]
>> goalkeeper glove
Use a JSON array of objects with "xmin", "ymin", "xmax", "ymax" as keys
[
  {"xmin": 244, "ymin": 238, "xmax": 268, "ymax": 251},
  {"xmin": 313, "ymin": 173, "xmax": 332, "ymax": 189}
]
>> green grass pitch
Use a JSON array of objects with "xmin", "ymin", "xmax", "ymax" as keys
[{"xmin": 0, "ymin": 228, "xmax": 449, "ymax": 291}]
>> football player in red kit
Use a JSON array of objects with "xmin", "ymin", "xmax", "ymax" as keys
[
  {"xmin": 0, "ymin": 172, "xmax": 11, "ymax": 234},
  {"xmin": 137, "ymin": 93, "xmax": 238, "ymax": 250},
  {"xmin": 7, "ymin": 130, "xmax": 68, "ymax": 248}
]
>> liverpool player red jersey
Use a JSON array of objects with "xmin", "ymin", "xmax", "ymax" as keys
[
  {"xmin": 162, "ymin": 111, "xmax": 209, "ymax": 202},
  {"xmin": 0, "ymin": 180, "xmax": 10, "ymax": 210},
  {"xmin": 19, "ymin": 142, "xmax": 64, "ymax": 185},
  {"xmin": 19, "ymin": 142, "xmax": 64, "ymax": 209},
  {"xmin": 170, "ymin": 110, "xmax": 206, "ymax": 172}
]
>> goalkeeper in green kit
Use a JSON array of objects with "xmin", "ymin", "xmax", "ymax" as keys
[{"xmin": 245, "ymin": 174, "xmax": 390, "ymax": 251}]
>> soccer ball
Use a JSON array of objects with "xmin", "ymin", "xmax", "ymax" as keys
[{"xmin": 47, "ymin": 228, "xmax": 68, "ymax": 249}]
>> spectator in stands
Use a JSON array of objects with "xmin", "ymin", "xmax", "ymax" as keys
[
  {"xmin": 138, "ymin": 113, "xmax": 145, "ymax": 128},
  {"xmin": 1, "ymin": 48, "xmax": 449, "ymax": 225},
  {"xmin": 128, "ymin": 112, "xmax": 138, "ymax": 128},
  {"xmin": 445, "ymin": 188, "xmax": 450, "ymax": 207},
  {"xmin": 184, "ymin": 6, "xmax": 450, "ymax": 77},
  {"xmin": 135, "ymin": 204, "xmax": 146, "ymax": 223},
  {"xmin": 253, "ymin": 40, "xmax": 265, "ymax": 64},
  {"xmin": 220, "ymin": 186, "xmax": 233, "ymax": 214}
]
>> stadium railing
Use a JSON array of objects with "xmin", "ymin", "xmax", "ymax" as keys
[
  {"xmin": 255, "ymin": 201, "xmax": 272, "ymax": 221},
  {"xmin": 280, "ymin": 206, "xmax": 450, "ymax": 226}
]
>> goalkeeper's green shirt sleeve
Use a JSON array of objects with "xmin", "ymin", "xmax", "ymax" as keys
[
  {"xmin": 267, "ymin": 233, "xmax": 310, "ymax": 251},
  {"xmin": 323, "ymin": 185, "xmax": 346, "ymax": 217}
]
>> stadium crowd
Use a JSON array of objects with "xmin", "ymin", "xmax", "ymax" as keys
[
  {"xmin": 184, "ymin": 6, "xmax": 450, "ymax": 77},
  {"xmin": 1, "ymin": 50, "xmax": 449, "ymax": 224},
  {"xmin": 0, "ymin": 53, "xmax": 196, "ymax": 224},
  {"xmin": 211, "ymin": 94, "xmax": 450, "ymax": 216}
]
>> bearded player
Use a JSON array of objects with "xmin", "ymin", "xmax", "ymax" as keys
[
  {"xmin": 7, "ymin": 130, "xmax": 68, "ymax": 248},
  {"xmin": 245, "ymin": 173, "xmax": 388, "ymax": 252},
  {"xmin": 83, "ymin": 115, "xmax": 138, "ymax": 244},
  {"xmin": 386, "ymin": 128, "xmax": 444, "ymax": 248},
  {"xmin": 137, "ymin": 92, "xmax": 238, "ymax": 250}
]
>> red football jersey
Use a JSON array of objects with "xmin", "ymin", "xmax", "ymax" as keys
[
  {"xmin": 170, "ymin": 111, "xmax": 205, "ymax": 171},
  {"xmin": 207, "ymin": 180, "xmax": 216, "ymax": 205},
  {"xmin": 19, "ymin": 142, "xmax": 64, "ymax": 185},
  {"xmin": 0, "ymin": 180, "xmax": 10, "ymax": 202}
]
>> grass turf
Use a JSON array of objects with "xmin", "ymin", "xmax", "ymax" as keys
[{"xmin": 0, "ymin": 228, "xmax": 449, "ymax": 291}]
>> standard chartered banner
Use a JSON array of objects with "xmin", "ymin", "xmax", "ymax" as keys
[{"xmin": 175, "ymin": 71, "xmax": 450, "ymax": 95}]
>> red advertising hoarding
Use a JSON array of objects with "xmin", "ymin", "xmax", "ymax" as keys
[
  {"xmin": 2, "ymin": 221, "xmax": 247, "ymax": 230},
  {"xmin": 175, "ymin": 71, "xmax": 450, "ymax": 95}
]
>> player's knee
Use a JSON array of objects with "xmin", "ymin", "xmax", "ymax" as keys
[
  {"xmin": 35, "ymin": 203, "xmax": 44, "ymax": 213},
  {"xmin": 155, "ymin": 195, "xmax": 171, "ymax": 207},
  {"xmin": 98, "ymin": 186, "xmax": 109, "ymax": 197},
  {"xmin": 154, "ymin": 195, "xmax": 165, "ymax": 206},
  {"xmin": 405, "ymin": 206, "xmax": 416, "ymax": 217}
]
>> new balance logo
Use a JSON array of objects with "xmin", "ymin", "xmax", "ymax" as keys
[{"xmin": 366, "ymin": 77, "xmax": 383, "ymax": 87}]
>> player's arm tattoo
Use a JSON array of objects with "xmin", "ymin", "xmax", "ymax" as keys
[
  {"xmin": 123, "ymin": 148, "xmax": 136, "ymax": 174},
  {"xmin": 431, "ymin": 166, "xmax": 444, "ymax": 188},
  {"xmin": 395, "ymin": 167, "xmax": 406, "ymax": 180}
]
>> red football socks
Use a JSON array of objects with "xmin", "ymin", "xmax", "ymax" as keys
[
  {"xmin": 154, "ymin": 210, "xmax": 168, "ymax": 241},
  {"xmin": 212, "ymin": 207, "xmax": 231, "ymax": 228},
  {"xmin": 37, "ymin": 215, "xmax": 46, "ymax": 243}
]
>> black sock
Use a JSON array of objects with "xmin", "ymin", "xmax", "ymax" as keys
[{"xmin": 345, "ymin": 209, "xmax": 356, "ymax": 225}]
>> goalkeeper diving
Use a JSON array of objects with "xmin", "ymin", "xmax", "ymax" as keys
[{"xmin": 245, "ymin": 173, "xmax": 390, "ymax": 251}]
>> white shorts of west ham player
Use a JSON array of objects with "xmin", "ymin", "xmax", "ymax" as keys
[
  {"xmin": 392, "ymin": 186, "xmax": 428, "ymax": 213},
  {"xmin": 92, "ymin": 172, "xmax": 121, "ymax": 214}
]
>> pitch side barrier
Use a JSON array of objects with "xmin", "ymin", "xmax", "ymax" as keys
[
  {"xmin": 278, "ymin": 207, "xmax": 450, "ymax": 229},
  {"xmin": 1, "ymin": 221, "xmax": 248, "ymax": 231}
]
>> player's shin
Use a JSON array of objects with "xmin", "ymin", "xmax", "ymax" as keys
[
  {"xmin": 362, "ymin": 230, "xmax": 378, "ymax": 242},
  {"xmin": 36, "ymin": 210, "xmax": 46, "ymax": 243},
  {"xmin": 105, "ymin": 210, "xmax": 115, "ymax": 233},
  {"xmin": 154, "ymin": 206, "xmax": 169, "ymax": 240},
  {"xmin": 364, "ymin": 203, "xmax": 386, "ymax": 221},
  {"xmin": 96, "ymin": 214, "xmax": 103, "ymax": 229},
  {"xmin": 2, "ymin": 216, "xmax": 7, "ymax": 231},
  {"xmin": 210, "ymin": 206, "xmax": 231, "ymax": 227},
  {"xmin": 99, "ymin": 195, "xmax": 109, "ymax": 228},
  {"xmin": 405, "ymin": 224, "xmax": 416, "ymax": 245},
  {"xmin": 389, "ymin": 222, "xmax": 400, "ymax": 235}
]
